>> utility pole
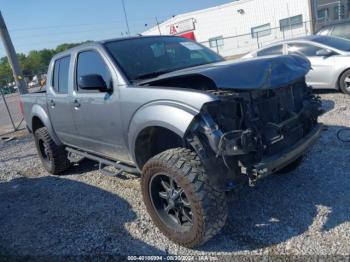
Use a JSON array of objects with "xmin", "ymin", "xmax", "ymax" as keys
[
  {"xmin": 0, "ymin": 11, "xmax": 28, "ymax": 94},
  {"xmin": 122, "ymin": 0, "xmax": 130, "ymax": 35},
  {"xmin": 155, "ymin": 17, "xmax": 162, "ymax": 35}
]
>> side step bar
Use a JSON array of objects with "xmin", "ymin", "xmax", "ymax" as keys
[{"xmin": 66, "ymin": 147, "xmax": 139, "ymax": 176}]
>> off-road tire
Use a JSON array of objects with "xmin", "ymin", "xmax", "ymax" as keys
[
  {"xmin": 277, "ymin": 156, "xmax": 304, "ymax": 174},
  {"xmin": 141, "ymin": 148, "xmax": 228, "ymax": 248},
  {"xmin": 339, "ymin": 69, "xmax": 350, "ymax": 95},
  {"xmin": 34, "ymin": 127, "xmax": 70, "ymax": 175}
]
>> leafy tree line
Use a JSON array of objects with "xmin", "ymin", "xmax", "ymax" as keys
[{"xmin": 0, "ymin": 41, "xmax": 90, "ymax": 87}]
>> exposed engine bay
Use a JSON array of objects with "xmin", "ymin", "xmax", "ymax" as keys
[{"xmin": 185, "ymin": 79, "xmax": 322, "ymax": 189}]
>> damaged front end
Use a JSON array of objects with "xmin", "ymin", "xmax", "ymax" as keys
[{"xmin": 186, "ymin": 80, "xmax": 323, "ymax": 191}]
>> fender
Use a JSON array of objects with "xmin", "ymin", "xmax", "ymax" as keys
[
  {"xmin": 30, "ymin": 104, "xmax": 62, "ymax": 146},
  {"xmin": 128, "ymin": 100, "xmax": 202, "ymax": 164}
]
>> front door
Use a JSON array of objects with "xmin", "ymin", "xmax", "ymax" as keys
[{"xmin": 71, "ymin": 49, "xmax": 127, "ymax": 160}]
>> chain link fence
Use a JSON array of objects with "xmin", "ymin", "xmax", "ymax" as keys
[
  {"xmin": 0, "ymin": 87, "xmax": 24, "ymax": 136},
  {"xmin": 200, "ymin": 20, "xmax": 313, "ymax": 58},
  {"xmin": 0, "ymin": 74, "xmax": 45, "ymax": 136}
]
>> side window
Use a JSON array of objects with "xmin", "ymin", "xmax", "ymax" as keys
[
  {"xmin": 288, "ymin": 43, "xmax": 323, "ymax": 57},
  {"xmin": 53, "ymin": 60, "xmax": 60, "ymax": 93},
  {"xmin": 257, "ymin": 45, "xmax": 283, "ymax": 56},
  {"xmin": 332, "ymin": 23, "xmax": 350, "ymax": 39},
  {"xmin": 251, "ymin": 24, "xmax": 271, "ymax": 38},
  {"xmin": 209, "ymin": 36, "xmax": 224, "ymax": 48},
  {"xmin": 76, "ymin": 50, "xmax": 112, "ymax": 92},
  {"xmin": 318, "ymin": 26, "xmax": 332, "ymax": 36},
  {"xmin": 52, "ymin": 56, "xmax": 70, "ymax": 94}
]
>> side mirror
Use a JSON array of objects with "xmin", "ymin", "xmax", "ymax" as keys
[
  {"xmin": 316, "ymin": 49, "xmax": 334, "ymax": 57},
  {"xmin": 78, "ymin": 74, "xmax": 110, "ymax": 92}
]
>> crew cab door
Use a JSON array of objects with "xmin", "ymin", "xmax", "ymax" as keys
[
  {"xmin": 47, "ymin": 55, "xmax": 78, "ymax": 145},
  {"xmin": 71, "ymin": 49, "xmax": 127, "ymax": 160},
  {"xmin": 287, "ymin": 43, "xmax": 335, "ymax": 88}
]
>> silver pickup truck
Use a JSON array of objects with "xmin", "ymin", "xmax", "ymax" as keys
[{"xmin": 21, "ymin": 35, "xmax": 322, "ymax": 248}]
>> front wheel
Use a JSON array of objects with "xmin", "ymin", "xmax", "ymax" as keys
[{"xmin": 141, "ymin": 148, "xmax": 227, "ymax": 248}]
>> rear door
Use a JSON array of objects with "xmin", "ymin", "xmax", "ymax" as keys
[
  {"xmin": 47, "ymin": 55, "xmax": 77, "ymax": 145},
  {"xmin": 71, "ymin": 49, "xmax": 127, "ymax": 160},
  {"xmin": 287, "ymin": 42, "xmax": 335, "ymax": 88}
]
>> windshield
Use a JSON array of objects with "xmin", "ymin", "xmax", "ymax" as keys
[
  {"xmin": 312, "ymin": 36, "xmax": 350, "ymax": 51},
  {"xmin": 104, "ymin": 36, "xmax": 224, "ymax": 81}
]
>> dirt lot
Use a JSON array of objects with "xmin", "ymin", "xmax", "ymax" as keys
[{"xmin": 0, "ymin": 91, "xmax": 349, "ymax": 258}]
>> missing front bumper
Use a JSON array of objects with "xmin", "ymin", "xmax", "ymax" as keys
[{"xmin": 246, "ymin": 124, "xmax": 323, "ymax": 185}]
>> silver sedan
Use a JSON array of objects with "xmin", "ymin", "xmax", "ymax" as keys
[{"xmin": 243, "ymin": 35, "xmax": 350, "ymax": 95}]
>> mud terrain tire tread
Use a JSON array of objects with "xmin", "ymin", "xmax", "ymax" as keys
[
  {"xmin": 141, "ymin": 148, "xmax": 227, "ymax": 248},
  {"xmin": 34, "ymin": 127, "xmax": 70, "ymax": 175}
]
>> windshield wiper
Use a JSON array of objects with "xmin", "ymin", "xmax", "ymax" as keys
[{"xmin": 134, "ymin": 70, "xmax": 173, "ymax": 80}]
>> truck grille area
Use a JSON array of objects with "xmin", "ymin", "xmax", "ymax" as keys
[
  {"xmin": 205, "ymin": 80, "xmax": 321, "ymax": 159},
  {"xmin": 246, "ymin": 81, "xmax": 320, "ymax": 157}
]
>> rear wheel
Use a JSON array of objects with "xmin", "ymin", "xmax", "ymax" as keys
[
  {"xmin": 141, "ymin": 148, "xmax": 227, "ymax": 248},
  {"xmin": 34, "ymin": 127, "xmax": 70, "ymax": 175},
  {"xmin": 339, "ymin": 69, "xmax": 350, "ymax": 95}
]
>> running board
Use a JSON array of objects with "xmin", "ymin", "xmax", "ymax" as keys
[{"xmin": 66, "ymin": 147, "xmax": 139, "ymax": 176}]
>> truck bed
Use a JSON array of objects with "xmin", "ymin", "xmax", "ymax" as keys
[{"xmin": 21, "ymin": 91, "xmax": 48, "ymax": 131}]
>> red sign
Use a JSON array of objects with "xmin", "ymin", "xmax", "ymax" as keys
[
  {"xmin": 179, "ymin": 32, "xmax": 196, "ymax": 41},
  {"xmin": 169, "ymin": 25, "xmax": 177, "ymax": 35},
  {"xmin": 168, "ymin": 18, "xmax": 195, "ymax": 35}
]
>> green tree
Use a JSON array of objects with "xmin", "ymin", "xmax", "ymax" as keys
[{"xmin": 0, "ymin": 41, "xmax": 90, "ymax": 87}]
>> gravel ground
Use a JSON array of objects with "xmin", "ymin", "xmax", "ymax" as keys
[{"xmin": 0, "ymin": 91, "xmax": 349, "ymax": 258}]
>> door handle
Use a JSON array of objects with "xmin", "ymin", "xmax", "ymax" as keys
[
  {"xmin": 73, "ymin": 99, "xmax": 80, "ymax": 108},
  {"xmin": 49, "ymin": 100, "xmax": 55, "ymax": 107}
]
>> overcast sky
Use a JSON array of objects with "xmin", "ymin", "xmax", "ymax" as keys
[{"xmin": 0, "ymin": 0, "xmax": 232, "ymax": 56}]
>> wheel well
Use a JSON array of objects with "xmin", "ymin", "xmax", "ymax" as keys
[
  {"xmin": 134, "ymin": 126, "xmax": 184, "ymax": 169},
  {"xmin": 32, "ymin": 116, "xmax": 45, "ymax": 133}
]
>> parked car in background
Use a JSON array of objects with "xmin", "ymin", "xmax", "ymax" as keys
[
  {"xmin": 21, "ymin": 36, "xmax": 322, "ymax": 248},
  {"xmin": 243, "ymin": 35, "xmax": 350, "ymax": 95},
  {"xmin": 317, "ymin": 20, "xmax": 350, "ymax": 40}
]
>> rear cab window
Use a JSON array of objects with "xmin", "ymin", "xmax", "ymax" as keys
[{"xmin": 52, "ymin": 56, "xmax": 70, "ymax": 94}]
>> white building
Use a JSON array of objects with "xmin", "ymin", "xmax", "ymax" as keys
[{"xmin": 143, "ymin": 0, "xmax": 350, "ymax": 57}]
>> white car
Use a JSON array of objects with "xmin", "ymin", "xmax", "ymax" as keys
[{"xmin": 243, "ymin": 35, "xmax": 350, "ymax": 95}]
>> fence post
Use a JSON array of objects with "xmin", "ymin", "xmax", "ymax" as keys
[
  {"xmin": 0, "ymin": 87, "xmax": 17, "ymax": 132},
  {"xmin": 215, "ymin": 39, "xmax": 219, "ymax": 54}
]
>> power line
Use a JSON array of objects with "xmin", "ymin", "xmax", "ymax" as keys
[
  {"xmin": 2, "ymin": 30, "xmax": 124, "ymax": 49},
  {"xmin": 10, "ymin": 25, "xmax": 125, "ymax": 40},
  {"xmin": 8, "ymin": 16, "xmax": 172, "ymax": 32},
  {"xmin": 122, "ymin": 0, "xmax": 131, "ymax": 35}
]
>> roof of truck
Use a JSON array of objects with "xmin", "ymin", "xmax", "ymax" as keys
[
  {"xmin": 54, "ymin": 35, "xmax": 177, "ymax": 56},
  {"xmin": 98, "ymin": 35, "xmax": 175, "ymax": 44}
]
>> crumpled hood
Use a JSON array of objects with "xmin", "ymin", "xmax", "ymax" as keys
[{"xmin": 140, "ymin": 54, "xmax": 311, "ymax": 90}]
